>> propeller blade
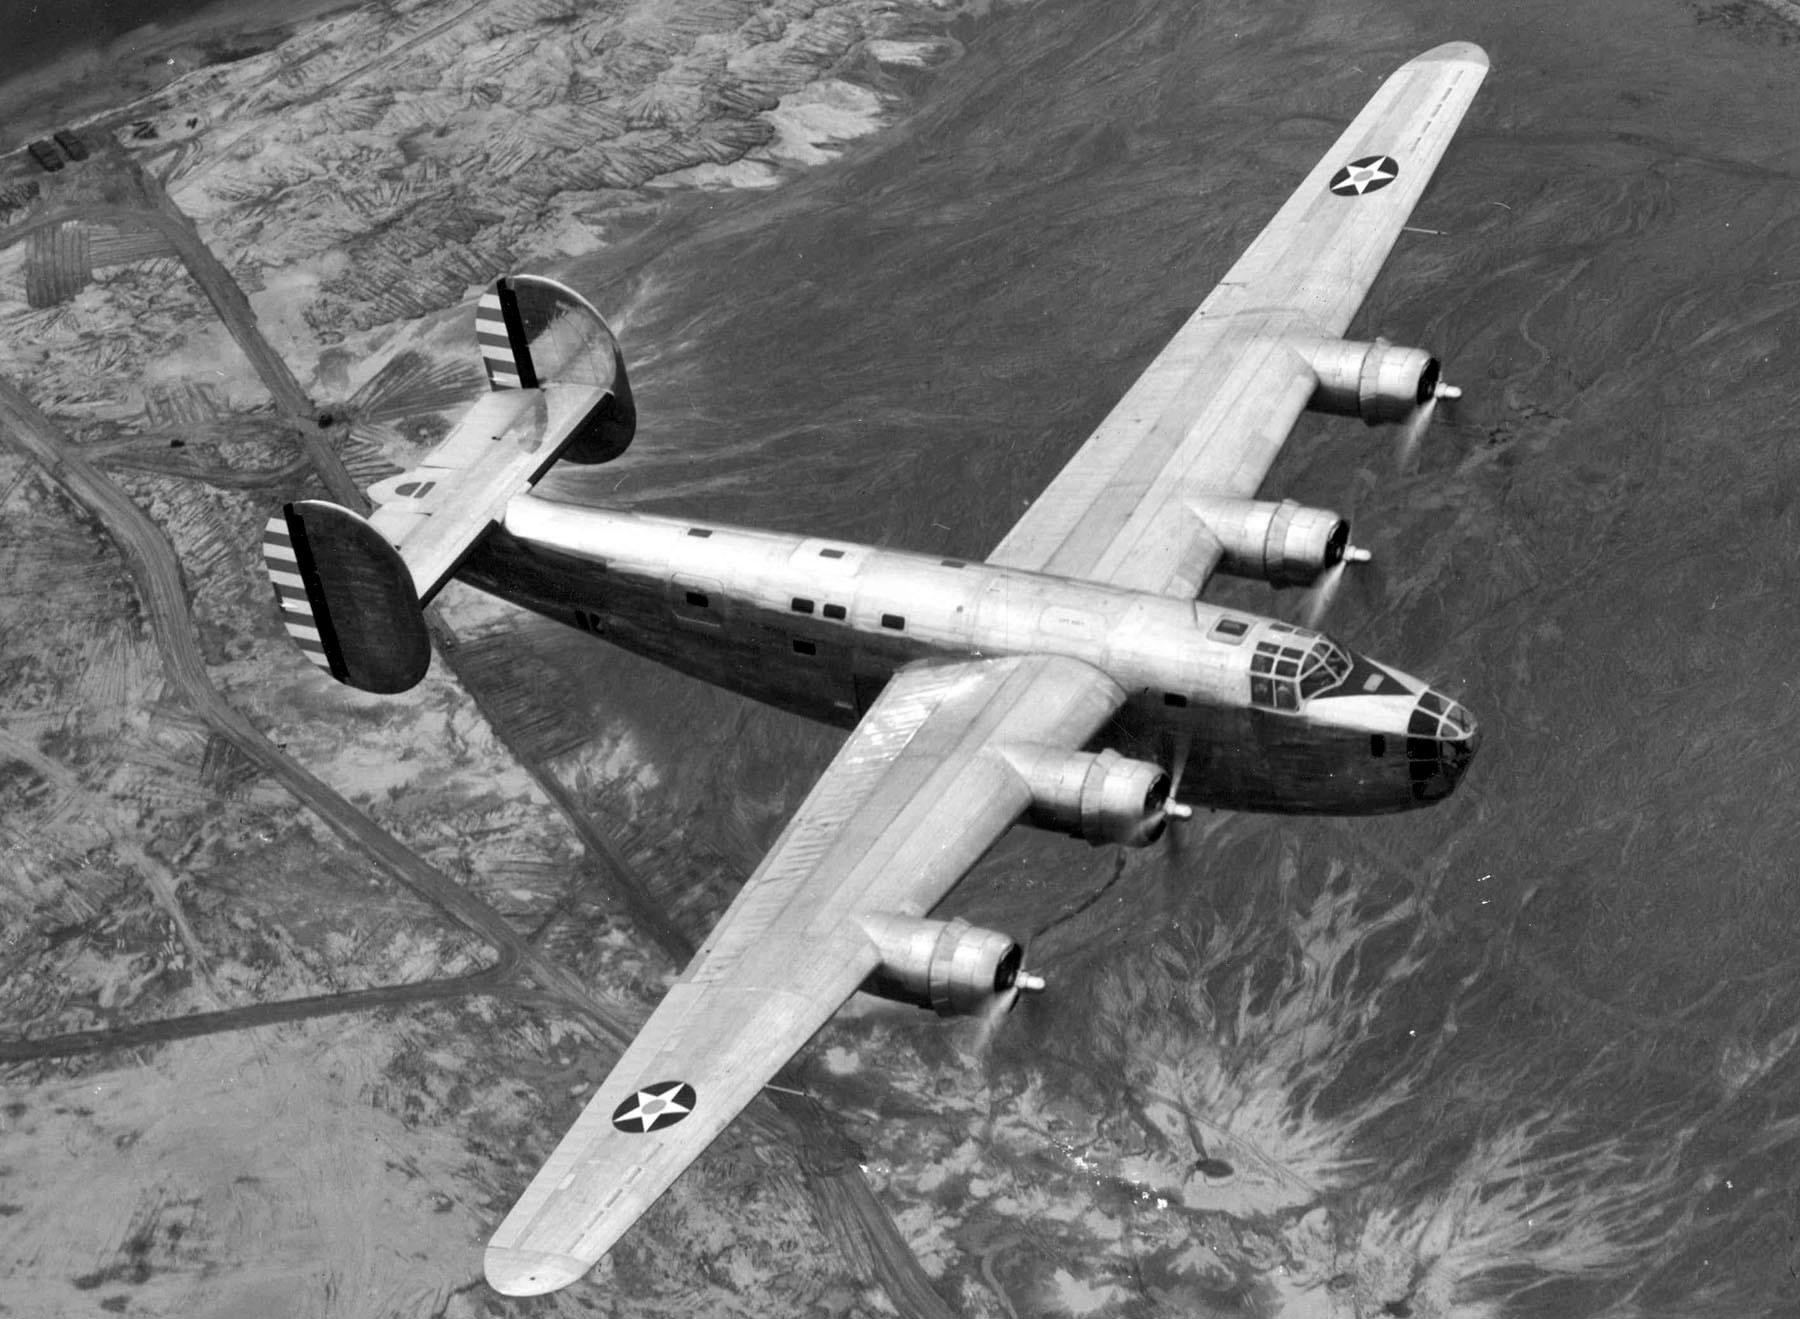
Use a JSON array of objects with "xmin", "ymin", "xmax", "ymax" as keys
[
  {"xmin": 1168, "ymin": 727, "xmax": 1192, "ymax": 801},
  {"xmin": 1396, "ymin": 393, "xmax": 1436, "ymax": 473},
  {"xmin": 970, "ymin": 963, "xmax": 1044, "ymax": 1055},
  {"xmin": 1301, "ymin": 559, "xmax": 1347, "ymax": 629},
  {"xmin": 1397, "ymin": 379, "xmax": 1461, "ymax": 473}
]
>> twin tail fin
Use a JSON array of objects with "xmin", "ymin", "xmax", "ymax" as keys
[{"xmin": 261, "ymin": 274, "xmax": 631, "ymax": 693}]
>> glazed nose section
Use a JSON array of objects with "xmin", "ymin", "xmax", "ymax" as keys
[{"xmin": 1407, "ymin": 690, "xmax": 1480, "ymax": 801}]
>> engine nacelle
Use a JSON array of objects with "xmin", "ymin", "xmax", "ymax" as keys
[
  {"xmin": 1304, "ymin": 337, "xmax": 1442, "ymax": 426},
  {"xmin": 1001, "ymin": 745, "xmax": 1174, "ymax": 847},
  {"xmin": 1184, "ymin": 495, "xmax": 1351, "ymax": 588},
  {"xmin": 859, "ymin": 915, "xmax": 1028, "ymax": 1016}
]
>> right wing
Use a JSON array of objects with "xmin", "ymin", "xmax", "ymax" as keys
[
  {"xmin": 485, "ymin": 653, "xmax": 1126, "ymax": 1295},
  {"xmin": 260, "ymin": 274, "xmax": 634, "ymax": 692},
  {"xmin": 987, "ymin": 42, "xmax": 1488, "ymax": 598}
]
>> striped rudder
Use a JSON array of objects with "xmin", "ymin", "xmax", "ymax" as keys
[
  {"xmin": 262, "ymin": 512, "xmax": 335, "ymax": 676},
  {"xmin": 477, "ymin": 279, "xmax": 539, "ymax": 391},
  {"xmin": 260, "ymin": 501, "xmax": 431, "ymax": 694}
]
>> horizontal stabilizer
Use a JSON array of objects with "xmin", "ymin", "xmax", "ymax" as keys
[
  {"xmin": 263, "ymin": 501, "xmax": 430, "ymax": 694},
  {"xmin": 262, "ymin": 274, "xmax": 636, "ymax": 691}
]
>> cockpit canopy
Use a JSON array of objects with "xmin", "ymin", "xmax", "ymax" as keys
[{"xmin": 1249, "ymin": 623, "xmax": 1352, "ymax": 711}]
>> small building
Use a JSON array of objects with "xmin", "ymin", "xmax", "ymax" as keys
[{"xmin": 26, "ymin": 139, "xmax": 64, "ymax": 173}]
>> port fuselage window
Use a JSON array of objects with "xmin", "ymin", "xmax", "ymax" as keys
[
  {"xmin": 819, "ymin": 548, "xmax": 846, "ymax": 560},
  {"xmin": 1163, "ymin": 692, "xmax": 1189, "ymax": 708},
  {"xmin": 791, "ymin": 597, "xmax": 815, "ymax": 614},
  {"xmin": 881, "ymin": 613, "xmax": 905, "ymax": 631},
  {"xmin": 792, "ymin": 639, "xmax": 816, "ymax": 656},
  {"xmin": 823, "ymin": 603, "xmax": 847, "ymax": 621},
  {"xmin": 686, "ymin": 527, "xmax": 713, "ymax": 538},
  {"xmin": 684, "ymin": 590, "xmax": 709, "ymax": 608}
]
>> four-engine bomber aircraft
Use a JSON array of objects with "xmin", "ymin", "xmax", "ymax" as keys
[{"xmin": 259, "ymin": 43, "xmax": 1487, "ymax": 1295}]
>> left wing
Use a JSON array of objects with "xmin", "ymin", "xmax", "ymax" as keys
[
  {"xmin": 987, "ymin": 42, "xmax": 1488, "ymax": 597},
  {"xmin": 485, "ymin": 654, "xmax": 1124, "ymax": 1295}
]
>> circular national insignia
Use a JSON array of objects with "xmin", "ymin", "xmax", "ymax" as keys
[
  {"xmin": 612, "ymin": 1080, "xmax": 698, "ymax": 1134},
  {"xmin": 1329, "ymin": 155, "xmax": 1400, "ymax": 197}
]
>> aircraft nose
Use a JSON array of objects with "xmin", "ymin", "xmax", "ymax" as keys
[{"xmin": 1407, "ymin": 691, "xmax": 1480, "ymax": 801}]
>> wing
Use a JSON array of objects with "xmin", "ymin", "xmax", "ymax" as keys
[
  {"xmin": 484, "ymin": 653, "xmax": 1125, "ymax": 1295},
  {"xmin": 986, "ymin": 42, "xmax": 1488, "ymax": 597}
]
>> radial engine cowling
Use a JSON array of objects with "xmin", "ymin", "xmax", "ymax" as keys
[
  {"xmin": 1002, "ymin": 745, "xmax": 1174, "ymax": 847},
  {"xmin": 1184, "ymin": 495, "xmax": 1351, "ymax": 589},
  {"xmin": 859, "ymin": 915, "xmax": 1028, "ymax": 1016},
  {"xmin": 1305, "ymin": 337, "xmax": 1442, "ymax": 426}
]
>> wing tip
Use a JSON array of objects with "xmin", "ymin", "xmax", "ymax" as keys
[
  {"xmin": 484, "ymin": 1243, "xmax": 593, "ymax": 1296},
  {"xmin": 1410, "ymin": 40, "xmax": 1489, "ymax": 71}
]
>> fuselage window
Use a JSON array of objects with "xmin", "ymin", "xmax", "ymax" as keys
[
  {"xmin": 823, "ymin": 603, "xmax": 847, "ymax": 621},
  {"xmin": 1370, "ymin": 733, "xmax": 1387, "ymax": 758},
  {"xmin": 791, "ymin": 597, "xmax": 815, "ymax": 614},
  {"xmin": 686, "ymin": 527, "xmax": 714, "ymax": 538},
  {"xmin": 792, "ymin": 639, "xmax": 817, "ymax": 656},
  {"xmin": 941, "ymin": 558, "xmax": 967, "ymax": 569},
  {"xmin": 1211, "ymin": 617, "xmax": 1251, "ymax": 641},
  {"xmin": 881, "ymin": 613, "xmax": 905, "ymax": 631},
  {"xmin": 684, "ymin": 589, "xmax": 709, "ymax": 608},
  {"xmin": 1163, "ymin": 692, "xmax": 1189, "ymax": 708},
  {"xmin": 819, "ymin": 547, "xmax": 846, "ymax": 560}
]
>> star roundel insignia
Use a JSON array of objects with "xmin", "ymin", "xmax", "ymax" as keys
[
  {"xmin": 612, "ymin": 1080, "xmax": 698, "ymax": 1134},
  {"xmin": 1329, "ymin": 154, "xmax": 1400, "ymax": 197}
]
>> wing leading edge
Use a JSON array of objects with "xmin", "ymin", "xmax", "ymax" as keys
[
  {"xmin": 987, "ymin": 42, "xmax": 1489, "ymax": 598},
  {"xmin": 485, "ymin": 654, "xmax": 1125, "ymax": 1295}
]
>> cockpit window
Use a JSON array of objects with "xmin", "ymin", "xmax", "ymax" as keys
[
  {"xmin": 1298, "ymin": 638, "xmax": 1352, "ymax": 698},
  {"xmin": 1252, "ymin": 635, "xmax": 1352, "ymax": 709}
]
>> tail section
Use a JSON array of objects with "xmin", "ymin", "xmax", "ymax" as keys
[{"xmin": 262, "ymin": 274, "xmax": 632, "ymax": 694}]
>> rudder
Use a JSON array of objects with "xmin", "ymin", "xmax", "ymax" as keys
[
  {"xmin": 476, "ymin": 274, "xmax": 635, "ymax": 465},
  {"xmin": 262, "ymin": 501, "xmax": 431, "ymax": 694}
]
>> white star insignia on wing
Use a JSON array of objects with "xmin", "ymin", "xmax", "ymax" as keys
[{"xmin": 612, "ymin": 1081, "xmax": 697, "ymax": 1133}]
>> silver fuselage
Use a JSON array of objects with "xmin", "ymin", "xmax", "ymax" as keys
[{"xmin": 457, "ymin": 493, "xmax": 1478, "ymax": 815}]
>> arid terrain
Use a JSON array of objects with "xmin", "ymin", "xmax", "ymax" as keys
[{"xmin": 6, "ymin": 1, "xmax": 1800, "ymax": 1317}]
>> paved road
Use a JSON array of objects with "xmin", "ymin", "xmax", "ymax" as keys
[{"xmin": 0, "ymin": 953, "xmax": 520, "ymax": 1062}]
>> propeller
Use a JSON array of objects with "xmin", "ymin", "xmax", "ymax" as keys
[
  {"xmin": 1298, "ymin": 542, "xmax": 1365, "ymax": 630},
  {"xmin": 1396, "ymin": 378, "xmax": 1462, "ymax": 474},
  {"xmin": 970, "ymin": 950, "xmax": 1046, "ymax": 1055}
]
